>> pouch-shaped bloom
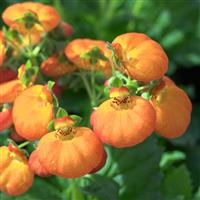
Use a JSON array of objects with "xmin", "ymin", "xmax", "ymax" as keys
[
  {"xmin": 28, "ymin": 150, "xmax": 51, "ymax": 177},
  {"xmin": 112, "ymin": 32, "xmax": 168, "ymax": 82},
  {"xmin": 41, "ymin": 53, "xmax": 76, "ymax": 77},
  {"xmin": 91, "ymin": 88, "xmax": 156, "ymax": 148},
  {"xmin": 0, "ymin": 108, "xmax": 13, "ymax": 132},
  {"xmin": 150, "ymin": 77, "xmax": 192, "ymax": 138},
  {"xmin": 2, "ymin": 2, "xmax": 60, "ymax": 33},
  {"xmin": 0, "ymin": 144, "xmax": 34, "ymax": 196},
  {"xmin": 0, "ymin": 31, "xmax": 6, "ymax": 66},
  {"xmin": 0, "ymin": 79, "xmax": 24, "ymax": 104},
  {"xmin": 12, "ymin": 85, "xmax": 54, "ymax": 141},
  {"xmin": 65, "ymin": 39, "xmax": 111, "ymax": 74},
  {"xmin": 37, "ymin": 126, "xmax": 105, "ymax": 178}
]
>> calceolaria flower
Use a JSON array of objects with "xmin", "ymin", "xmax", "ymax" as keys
[
  {"xmin": 65, "ymin": 39, "xmax": 112, "ymax": 75},
  {"xmin": 150, "ymin": 76, "xmax": 192, "ymax": 138},
  {"xmin": 37, "ymin": 125, "xmax": 106, "ymax": 178},
  {"xmin": 2, "ymin": 2, "xmax": 60, "ymax": 33},
  {"xmin": 91, "ymin": 87, "xmax": 156, "ymax": 148},
  {"xmin": 112, "ymin": 32, "xmax": 168, "ymax": 82},
  {"xmin": 0, "ymin": 144, "xmax": 34, "ymax": 196}
]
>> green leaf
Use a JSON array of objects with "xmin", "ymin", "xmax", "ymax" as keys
[
  {"xmin": 25, "ymin": 60, "xmax": 32, "ymax": 70},
  {"xmin": 47, "ymin": 80, "xmax": 55, "ymax": 91},
  {"xmin": 161, "ymin": 165, "xmax": 193, "ymax": 200},
  {"xmin": 193, "ymin": 187, "xmax": 200, "ymax": 200},
  {"xmin": 141, "ymin": 92, "xmax": 151, "ymax": 100},
  {"xmin": 81, "ymin": 174, "xmax": 119, "ymax": 200},
  {"xmin": 108, "ymin": 77, "xmax": 123, "ymax": 87},
  {"xmin": 56, "ymin": 107, "xmax": 68, "ymax": 118},
  {"xmin": 47, "ymin": 120, "xmax": 55, "ymax": 132},
  {"xmin": 32, "ymin": 46, "xmax": 41, "ymax": 56},
  {"xmin": 100, "ymin": 137, "xmax": 163, "ymax": 200},
  {"xmin": 70, "ymin": 115, "xmax": 82, "ymax": 126}
]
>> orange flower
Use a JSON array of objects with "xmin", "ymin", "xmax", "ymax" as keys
[
  {"xmin": 0, "ymin": 144, "xmax": 34, "ymax": 196},
  {"xmin": 37, "ymin": 127, "xmax": 105, "ymax": 178},
  {"xmin": 112, "ymin": 32, "xmax": 168, "ymax": 82},
  {"xmin": 65, "ymin": 39, "xmax": 111, "ymax": 74},
  {"xmin": 2, "ymin": 2, "xmax": 60, "ymax": 33},
  {"xmin": 0, "ymin": 79, "xmax": 24, "ymax": 104},
  {"xmin": 0, "ymin": 31, "xmax": 6, "ymax": 66},
  {"xmin": 12, "ymin": 85, "xmax": 54, "ymax": 141},
  {"xmin": 150, "ymin": 76, "xmax": 192, "ymax": 138},
  {"xmin": 41, "ymin": 53, "xmax": 76, "ymax": 77},
  {"xmin": 91, "ymin": 87, "xmax": 156, "ymax": 148},
  {"xmin": 28, "ymin": 150, "xmax": 51, "ymax": 177},
  {"xmin": 0, "ymin": 108, "xmax": 13, "ymax": 132}
]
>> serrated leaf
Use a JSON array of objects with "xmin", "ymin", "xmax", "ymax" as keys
[{"xmin": 100, "ymin": 137, "xmax": 163, "ymax": 200}]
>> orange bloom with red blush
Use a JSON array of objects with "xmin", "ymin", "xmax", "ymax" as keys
[
  {"xmin": 65, "ymin": 39, "xmax": 111, "ymax": 75},
  {"xmin": 41, "ymin": 53, "xmax": 76, "ymax": 77},
  {"xmin": 28, "ymin": 150, "xmax": 51, "ymax": 177},
  {"xmin": 0, "ymin": 144, "xmax": 34, "ymax": 196},
  {"xmin": 12, "ymin": 85, "xmax": 54, "ymax": 141},
  {"xmin": 2, "ymin": 2, "xmax": 60, "ymax": 34},
  {"xmin": 112, "ymin": 32, "xmax": 168, "ymax": 82},
  {"xmin": 0, "ymin": 79, "xmax": 24, "ymax": 104},
  {"xmin": 0, "ymin": 31, "xmax": 6, "ymax": 66},
  {"xmin": 150, "ymin": 76, "xmax": 192, "ymax": 138},
  {"xmin": 91, "ymin": 87, "xmax": 156, "ymax": 148},
  {"xmin": 0, "ymin": 108, "xmax": 13, "ymax": 132},
  {"xmin": 37, "ymin": 126, "xmax": 105, "ymax": 178}
]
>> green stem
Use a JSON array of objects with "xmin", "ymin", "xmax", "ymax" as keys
[
  {"xmin": 79, "ymin": 71, "xmax": 96, "ymax": 107},
  {"xmin": 70, "ymin": 179, "xmax": 85, "ymax": 200},
  {"xmin": 18, "ymin": 141, "xmax": 30, "ymax": 149},
  {"xmin": 90, "ymin": 66, "xmax": 96, "ymax": 106}
]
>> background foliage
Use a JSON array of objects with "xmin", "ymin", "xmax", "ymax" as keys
[{"xmin": 0, "ymin": 0, "xmax": 200, "ymax": 199}]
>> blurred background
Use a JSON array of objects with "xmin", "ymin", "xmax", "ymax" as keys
[{"xmin": 0, "ymin": 0, "xmax": 200, "ymax": 200}]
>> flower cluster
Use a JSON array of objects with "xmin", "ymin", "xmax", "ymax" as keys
[{"xmin": 0, "ymin": 2, "xmax": 192, "ymax": 197}]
